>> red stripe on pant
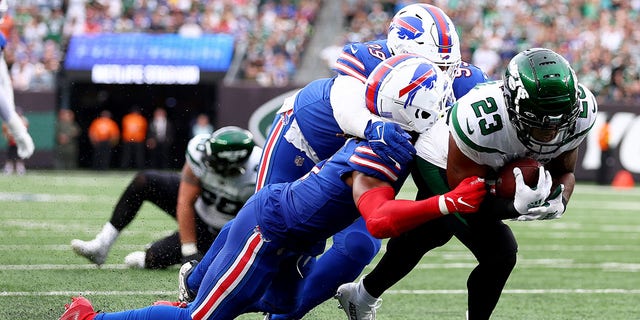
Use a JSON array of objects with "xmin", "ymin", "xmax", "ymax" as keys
[
  {"xmin": 191, "ymin": 231, "xmax": 264, "ymax": 320},
  {"xmin": 256, "ymin": 109, "xmax": 291, "ymax": 191}
]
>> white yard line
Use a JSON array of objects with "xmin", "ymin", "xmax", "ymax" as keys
[
  {"xmin": 1, "ymin": 289, "xmax": 639, "ymax": 297},
  {"xmin": 2, "ymin": 260, "xmax": 639, "ymax": 272}
]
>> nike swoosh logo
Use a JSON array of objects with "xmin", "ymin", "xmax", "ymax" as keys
[
  {"xmin": 466, "ymin": 119, "xmax": 475, "ymax": 135},
  {"xmin": 457, "ymin": 197, "xmax": 474, "ymax": 208},
  {"xmin": 349, "ymin": 45, "xmax": 358, "ymax": 55}
]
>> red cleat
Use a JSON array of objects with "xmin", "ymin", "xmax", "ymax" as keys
[
  {"xmin": 153, "ymin": 300, "xmax": 188, "ymax": 308},
  {"xmin": 59, "ymin": 296, "xmax": 97, "ymax": 320}
]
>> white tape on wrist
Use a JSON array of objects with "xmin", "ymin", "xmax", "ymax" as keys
[
  {"xmin": 181, "ymin": 243, "xmax": 198, "ymax": 257},
  {"xmin": 438, "ymin": 195, "xmax": 450, "ymax": 215}
]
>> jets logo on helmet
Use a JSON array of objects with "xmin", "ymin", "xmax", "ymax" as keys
[
  {"xmin": 203, "ymin": 126, "xmax": 255, "ymax": 175},
  {"xmin": 365, "ymin": 54, "xmax": 451, "ymax": 133},
  {"xmin": 216, "ymin": 149, "xmax": 250, "ymax": 162},
  {"xmin": 505, "ymin": 62, "xmax": 530, "ymax": 109}
]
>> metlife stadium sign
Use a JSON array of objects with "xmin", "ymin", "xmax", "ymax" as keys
[{"xmin": 64, "ymin": 33, "xmax": 234, "ymax": 84}]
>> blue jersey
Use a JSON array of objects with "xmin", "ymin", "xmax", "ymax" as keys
[
  {"xmin": 451, "ymin": 61, "xmax": 489, "ymax": 99},
  {"xmin": 334, "ymin": 39, "xmax": 392, "ymax": 83},
  {"xmin": 293, "ymin": 77, "xmax": 347, "ymax": 161},
  {"xmin": 335, "ymin": 39, "xmax": 488, "ymax": 100},
  {"xmin": 257, "ymin": 138, "xmax": 410, "ymax": 249}
]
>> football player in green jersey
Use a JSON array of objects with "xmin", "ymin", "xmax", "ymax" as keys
[
  {"xmin": 336, "ymin": 48, "xmax": 598, "ymax": 319},
  {"xmin": 71, "ymin": 126, "xmax": 261, "ymax": 269}
]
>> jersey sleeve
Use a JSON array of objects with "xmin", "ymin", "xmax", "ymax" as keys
[
  {"xmin": 334, "ymin": 43, "xmax": 369, "ymax": 83},
  {"xmin": 452, "ymin": 62, "xmax": 489, "ymax": 99},
  {"xmin": 563, "ymin": 84, "xmax": 598, "ymax": 148},
  {"xmin": 347, "ymin": 142, "xmax": 404, "ymax": 183},
  {"xmin": 334, "ymin": 40, "xmax": 391, "ymax": 84},
  {"xmin": 331, "ymin": 75, "xmax": 383, "ymax": 137},
  {"xmin": 186, "ymin": 134, "xmax": 210, "ymax": 178}
]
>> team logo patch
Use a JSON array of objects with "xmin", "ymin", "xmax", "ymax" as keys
[{"xmin": 294, "ymin": 155, "xmax": 305, "ymax": 167}]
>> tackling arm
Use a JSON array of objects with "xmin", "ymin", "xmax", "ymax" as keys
[
  {"xmin": 176, "ymin": 163, "xmax": 203, "ymax": 259},
  {"xmin": 331, "ymin": 75, "xmax": 384, "ymax": 138},
  {"xmin": 352, "ymin": 170, "xmax": 486, "ymax": 238}
]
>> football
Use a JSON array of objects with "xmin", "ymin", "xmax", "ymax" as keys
[{"xmin": 495, "ymin": 158, "xmax": 542, "ymax": 199}]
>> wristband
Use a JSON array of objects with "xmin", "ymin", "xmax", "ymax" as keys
[
  {"xmin": 181, "ymin": 243, "xmax": 198, "ymax": 257},
  {"xmin": 438, "ymin": 195, "xmax": 449, "ymax": 215}
]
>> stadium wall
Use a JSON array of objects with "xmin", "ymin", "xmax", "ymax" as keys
[{"xmin": 1, "ymin": 88, "xmax": 639, "ymax": 186}]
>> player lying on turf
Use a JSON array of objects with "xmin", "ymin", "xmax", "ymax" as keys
[
  {"xmin": 336, "ymin": 48, "xmax": 598, "ymax": 320},
  {"xmin": 58, "ymin": 56, "xmax": 487, "ymax": 320},
  {"xmin": 71, "ymin": 126, "xmax": 261, "ymax": 269}
]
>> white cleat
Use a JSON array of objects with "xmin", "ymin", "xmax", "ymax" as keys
[
  {"xmin": 124, "ymin": 251, "xmax": 146, "ymax": 269},
  {"xmin": 178, "ymin": 260, "xmax": 198, "ymax": 303},
  {"xmin": 335, "ymin": 281, "xmax": 382, "ymax": 320},
  {"xmin": 70, "ymin": 239, "xmax": 109, "ymax": 265}
]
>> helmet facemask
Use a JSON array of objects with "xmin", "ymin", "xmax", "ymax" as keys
[{"xmin": 506, "ymin": 102, "xmax": 579, "ymax": 154}]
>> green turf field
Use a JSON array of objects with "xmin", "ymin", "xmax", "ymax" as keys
[{"xmin": 1, "ymin": 171, "xmax": 639, "ymax": 319}]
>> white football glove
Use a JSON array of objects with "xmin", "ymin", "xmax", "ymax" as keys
[
  {"xmin": 517, "ymin": 184, "xmax": 566, "ymax": 221},
  {"xmin": 512, "ymin": 166, "xmax": 552, "ymax": 214},
  {"xmin": 7, "ymin": 115, "xmax": 34, "ymax": 159}
]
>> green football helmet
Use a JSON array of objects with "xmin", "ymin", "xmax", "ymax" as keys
[
  {"xmin": 204, "ymin": 126, "xmax": 255, "ymax": 175},
  {"xmin": 503, "ymin": 48, "xmax": 580, "ymax": 154}
]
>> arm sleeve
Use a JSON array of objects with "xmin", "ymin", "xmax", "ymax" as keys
[
  {"xmin": 357, "ymin": 186, "xmax": 444, "ymax": 238},
  {"xmin": 331, "ymin": 75, "xmax": 383, "ymax": 138}
]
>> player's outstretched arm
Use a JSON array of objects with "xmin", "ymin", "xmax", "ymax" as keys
[
  {"xmin": 177, "ymin": 163, "xmax": 204, "ymax": 262},
  {"xmin": 353, "ymin": 172, "xmax": 486, "ymax": 238},
  {"xmin": 331, "ymin": 75, "xmax": 384, "ymax": 138}
]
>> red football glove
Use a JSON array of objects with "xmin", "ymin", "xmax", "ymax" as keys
[{"xmin": 439, "ymin": 176, "xmax": 487, "ymax": 214}]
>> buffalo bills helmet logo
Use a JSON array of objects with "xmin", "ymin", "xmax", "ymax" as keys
[
  {"xmin": 389, "ymin": 16, "xmax": 424, "ymax": 40},
  {"xmin": 398, "ymin": 63, "xmax": 438, "ymax": 108}
]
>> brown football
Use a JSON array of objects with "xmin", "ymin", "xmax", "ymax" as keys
[{"xmin": 495, "ymin": 158, "xmax": 542, "ymax": 199}]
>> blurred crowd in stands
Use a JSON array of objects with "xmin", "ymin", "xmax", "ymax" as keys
[{"xmin": 2, "ymin": 0, "xmax": 639, "ymax": 103}]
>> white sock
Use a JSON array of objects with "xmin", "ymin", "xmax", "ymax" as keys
[
  {"xmin": 96, "ymin": 222, "xmax": 119, "ymax": 246},
  {"xmin": 357, "ymin": 277, "xmax": 380, "ymax": 305}
]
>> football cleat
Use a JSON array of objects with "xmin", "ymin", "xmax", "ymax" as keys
[
  {"xmin": 71, "ymin": 239, "xmax": 109, "ymax": 265},
  {"xmin": 335, "ymin": 282, "xmax": 382, "ymax": 320},
  {"xmin": 153, "ymin": 300, "xmax": 187, "ymax": 308},
  {"xmin": 178, "ymin": 260, "xmax": 198, "ymax": 303},
  {"xmin": 124, "ymin": 251, "xmax": 146, "ymax": 269},
  {"xmin": 59, "ymin": 296, "xmax": 97, "ymax": 320}
]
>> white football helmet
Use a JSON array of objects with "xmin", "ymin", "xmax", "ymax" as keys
[
  {"xmin": 365, "ymin": 54, "xmax": 452, "ymax": 133},
  {"xmin": 387, "ymin": 3, "xmax": 461, "ymax": 79}
]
